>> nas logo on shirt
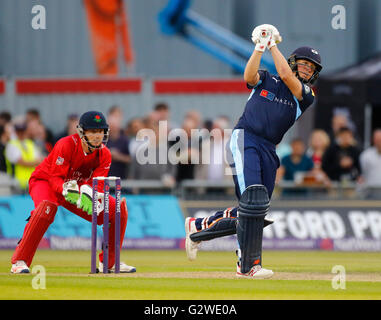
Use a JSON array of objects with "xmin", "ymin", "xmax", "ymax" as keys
[
  {"xmin": 260, "ymin": 89, "xmax": 275, "ymax": 101},
  {"xmin": 259, "ymin": 89, "xmax": 295, "ymax": 107}
]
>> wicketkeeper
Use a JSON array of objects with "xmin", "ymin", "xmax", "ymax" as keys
[
  {"xmin": 11, "ymin": 111, "xmax": 136, "ymax": 274},
  {"xmin": 185, "ymin": 24, "xmax": 322, "ymax": 279}
]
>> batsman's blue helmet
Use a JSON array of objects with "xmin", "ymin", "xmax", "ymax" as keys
[{"xmin": 288, "ymin": 46, "xmax": 322, "ymax": 85}]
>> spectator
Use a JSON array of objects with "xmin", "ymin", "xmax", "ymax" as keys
[
  {"xmin": 184, "ymin": 110, "xmax": 202, "ymax": 129},
  {"xmin": 195, "ymin": 116, "xmax": 231, "ymax": 182},
  {"xmin": 129, "ymin": 121, "xmax": 176, "ymax": 187},
  {"xmin": 203, "ymin": 119, "xmax": 213, "ymax": 132},
  {"xmin": 5, "ymin": 121, "xmax": 43, "ymax": 190},
  {"xmin": 329, "ymin": 110, "xmax": 361, "ymax": 144},
  {"xmin": 0, "ymin": 122, "xmax": 13, "ymax": 194},
  {"xmin": 197, "ymin": 119, "xmax": 214, "ymax": 146},
  {"xmin": 25, "ymin": 109, "xmax": 55, "ymax": 147},
  {"xmin": 153, "ymin": 102, "xmax": 179, "ymax": 131},
  {"xmin": 125, "ymin": 117, "xmax": 145, "ymax": 157},
  {"xmin": 54, "ymin": 113, "xmax": 79, "ymax": 143},
  {"xmin": 173, "ymin": 117, "xmax": 199, "ymax": 183},
  {"xmin": 330, "ymin": 113, "xmax": 349, "ymax": 143},
  {"xmin": 153, "ymin": 102, "xmax": 169, "ymax": 121},
  {"xmin": 276, "ymin": 138, "xmax": 314, "ymax": 184},
  {"xmin": 306, "ymin": 129, "xmax": 331, "ymax": 186},
  {"xmin": 0, "ymin": 111, "xmax": 12, "ymax": 127},
  {"xmin": 322, "ymin": 127, "xmax": 361, "ymax": 183},
  {"xmin": 0, "ymin": 123, "xmax": 12, "ymax": 172},
  {"xmin": 359, "ymin": 129, "xmax": 381, "ymax": 198},
  {"xmin": 106, "ymin": 106, "xmax": 131, "ymax": 179},
  {"xmin": 307, "ymin": 129, "xmax": 330, "ymax": 169},
  {"xmin": 26, "ymin": 118, "xmax": 52, "ymax": 156}
]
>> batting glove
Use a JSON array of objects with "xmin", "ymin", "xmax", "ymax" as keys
[
  {"xmin": 77, "ymin": 184, "xmax": 93, "ymax": 215},
  {"xmin": 62, "ymin": 180, "xmax": 79, "ymax": 205},
  {"xmin": 265, "ymin": 24, "xmax": 282, "ymax": 49},
  {"xmin": 251, "ymin": 25, "xmax": 272, "ymax": 52}
]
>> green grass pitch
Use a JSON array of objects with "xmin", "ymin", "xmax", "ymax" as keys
[{"xmin": 1, "ymin": 249, "xmax": 381, "ymax": 300}]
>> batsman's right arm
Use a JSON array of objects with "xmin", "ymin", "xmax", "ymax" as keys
[{"xmin": 269, "ymin": 45, "xmax": 303, "ymax": 100}]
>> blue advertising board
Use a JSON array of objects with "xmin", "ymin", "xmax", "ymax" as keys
[{"xmin": 0, "ymin": 195, "xmax": 185, "ymax": 249}]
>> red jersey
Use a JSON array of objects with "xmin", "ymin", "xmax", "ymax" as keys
[{"xmin": 31, "ymin": 134, "xmax": 112, "ymax": 195}]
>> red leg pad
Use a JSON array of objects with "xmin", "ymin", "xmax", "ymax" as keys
[
  {"xmin": 120, "ymin": 197, "xmax": 128, "ymax": 242},
  {"xmin": 11, "ymin": 200, "xmax": 57, "ymax": 267}
]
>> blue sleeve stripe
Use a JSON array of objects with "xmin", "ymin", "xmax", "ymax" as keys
[
  {"xmin": 247, "ymin": 80, "xmax": 262, "ymax": 101},
  {"xmin": 247, "ymin": 89, "xmax": 255, "ymax": 101},
  {"xmin": 293, "ymin": 95, "xmax": 302, "ymax": 121},
  {"xmin": 229, "ymin": 129, "xmax": 246, "ymax": 195}
]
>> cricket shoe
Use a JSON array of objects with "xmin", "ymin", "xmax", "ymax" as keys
[
  {"xmin": 98, "ymin": 261, "xmax": 136, "ymax": 273},
  {"xmin": 11, "ymin": 261, "xmax": 30, "ymax": 274},
  {"xmin": 185, "ymin": 217, "xmax": 200, "ymax": 261},
  {"xmin": 236, "ymin": 262, "xmax": 274, "ymax": 279}
]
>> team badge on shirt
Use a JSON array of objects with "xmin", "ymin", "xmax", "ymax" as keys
[
  {"xmin": 260, "ymin": 89, "xmax": 275, "ymax": 101},
  {"xmin": 56, "ymin": 156, "xmax": 64, "ymax": 165}
]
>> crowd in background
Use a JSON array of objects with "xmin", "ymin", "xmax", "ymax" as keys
[{"xmin": 1, "ymin": 104, "xmax": 381, "ymax": 198}]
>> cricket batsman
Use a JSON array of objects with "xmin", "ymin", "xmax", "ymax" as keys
[
  {"xmin": 11, "ymin": 111, "xmax": 136, "ymax": 274},
  {"xmin": 185, "ymin": 24, "xmax": 322, "ymax": 278}
]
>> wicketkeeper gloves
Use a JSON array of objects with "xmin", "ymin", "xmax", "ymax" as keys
[
  {"xmin": 63, "ymin": 182, "xmax": 104, "ymax": 216},
  {"xmin": 62, "ymin": 180, "xmax": 80, "ymax": 205},
  {"xmin": 77, "ymin": 184, "xmax": 94, "ymax": 215}
]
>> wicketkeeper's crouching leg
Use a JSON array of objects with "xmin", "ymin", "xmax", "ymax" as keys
[{"xmin": 11, "ymin": 200, "xmax": 58, "ymax": 269}]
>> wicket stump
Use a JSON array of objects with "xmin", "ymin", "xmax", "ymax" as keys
[{"xmin": 91, "ymin": 176, "xmax": 121, "ymax": 274}]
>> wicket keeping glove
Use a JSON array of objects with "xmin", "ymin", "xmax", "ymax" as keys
[
  {"xmin": 76, "ymin": 185, "xmax": 105, "ymax": 216},
  {"xmin": 77, "ymin": 184, "xmax": 94, "ymax": 215},
  {"xmin": 251, "ymin": 25, "xmax": 272, "ymax": 52},
  {"xmin": 62, "ymin": 180, "xmax": 79, "ymax": 205}
]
